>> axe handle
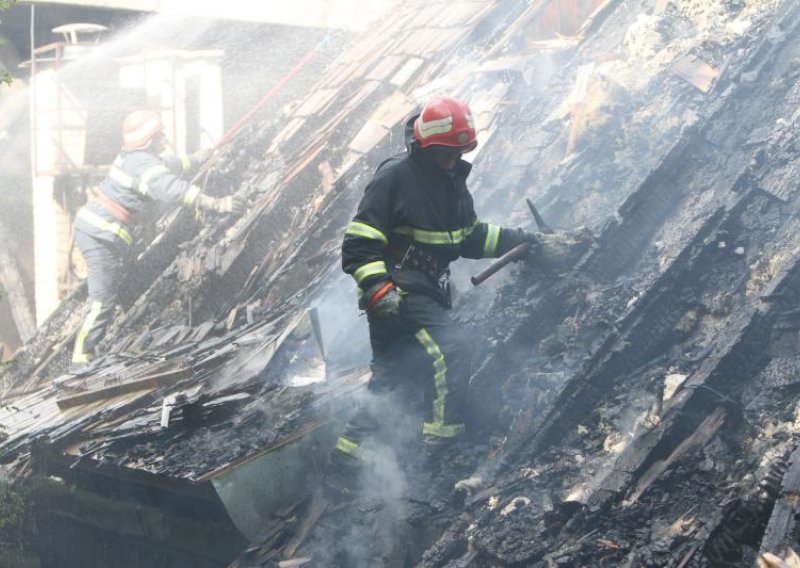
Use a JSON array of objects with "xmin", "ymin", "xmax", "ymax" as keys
[{"xmin": 471, "ymin": 243, "xmax": 531, "ymax": 286}]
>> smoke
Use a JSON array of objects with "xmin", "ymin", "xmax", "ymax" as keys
[{"xmin": 298, "ymin": 383, "xmax": 426, "ymax": 566}]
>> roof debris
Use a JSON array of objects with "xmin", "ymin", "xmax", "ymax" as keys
[{"xmin": 5, "ymin": 0, "xmax": 800, "ymax": 566}]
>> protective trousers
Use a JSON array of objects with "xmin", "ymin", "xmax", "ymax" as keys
[
  {"xmin": 331, "ymin": 292, "xmax": 470, "ymax": 481},
  {"xmin": 71, "ymin": 229, "xmax": 126, "ymax": 365}
]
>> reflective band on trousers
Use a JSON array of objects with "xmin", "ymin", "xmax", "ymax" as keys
[
  {"xmin": 77, "ymin": 208, "xmax": 133, "ymax": 245},
  {"xmin": 345, "ymin": 221, "xmax": 388, "ymax": 244},
  {"xmin": 335, "ymin": 436, "xmax": 362, "ymax": 458},
  {"xmin": 393, "ymin": 220, "xmax": 478, "ymax": 246},
  {"xmin": 354, "ymin": 260, "xmax": 387, "ymax": 284},
  {"xmin": 415, "ymin": 328, "xmax": 465, "ymax": 438},
  {"xmin": 483, "ymin": 224, "xmax": 501, "ymax": 257},
  {"xmin": 72, "ymin": 300, "xmax": 103, "ymax": 364}
]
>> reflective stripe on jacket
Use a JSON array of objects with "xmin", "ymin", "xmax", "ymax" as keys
[{"xmin": 100, "ymin": 150, "xmax": 200, "ymax": 215}]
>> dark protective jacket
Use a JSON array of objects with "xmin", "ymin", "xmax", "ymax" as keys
[
  {"xmin": 74, "ymin": 150, "xmax": 202, "ymax": 247},
  {"xmin": 342, "ymin": 116, "xmax": 523, "ymax": 305}
]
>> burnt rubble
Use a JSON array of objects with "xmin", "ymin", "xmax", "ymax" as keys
[{"xmin": 6, "ymin": 0, "xmax": 800, "ymax": 566}]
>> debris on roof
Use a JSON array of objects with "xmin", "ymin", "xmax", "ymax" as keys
[{"xmin": 6, "ymin": 0, "xmax": 800, "ymax": 566}]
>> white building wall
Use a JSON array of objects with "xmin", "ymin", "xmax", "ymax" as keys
[{"xmin": 32, "ymin": 176, "xmax": 60, "ymax": 325}]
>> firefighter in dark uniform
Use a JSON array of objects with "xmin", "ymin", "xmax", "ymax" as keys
[
  {"xmin": 71, "ymin": 110, "xmax": 241, "ymax": 367},
  {"xmin": 334, "ymin": 96, "xmax": 541, "ymax": 484}
]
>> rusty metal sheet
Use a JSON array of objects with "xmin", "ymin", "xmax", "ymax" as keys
[{"xmin": 671, "ymin": 54, "xmax": 720, "ymax": 93}]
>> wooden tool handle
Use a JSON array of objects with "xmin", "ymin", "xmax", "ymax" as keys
[{"xmin": 471, "ymin": 243, "xmax": 531, "ymax": 286}]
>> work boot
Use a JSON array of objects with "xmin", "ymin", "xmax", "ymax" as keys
[{"xmin": 421, "ymin": 435, "xmax": 463, "ymax": 484}]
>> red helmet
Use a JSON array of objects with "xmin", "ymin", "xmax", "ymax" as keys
[
  {"xmin": 413, "ymin": 96, "xmax": 477, "ymax": 152},
  {"xmin": 121, "ymin": 110, "xmax": 164, "ymax": 151}
]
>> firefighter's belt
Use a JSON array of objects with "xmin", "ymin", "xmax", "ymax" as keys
[{"xmin": 388, "ymin": 244, "xmax": 449, "ymax": 281}]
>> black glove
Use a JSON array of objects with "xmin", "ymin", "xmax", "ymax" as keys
[
  {"xmin": 360, "ymin": 281, "xmax": 402, "ymax": 317},
  {"xmin": 502, "ymin": 229, "xmax": 539, "ymax": 260},
  {"xmin": 516, "ymin": 229, "xmax": 539, "ymax": 247},
  {"xmin": 197, "ymin": 194, "xmax": 244, "ymax": 215}
]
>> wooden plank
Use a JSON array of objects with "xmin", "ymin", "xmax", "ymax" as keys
[
  {"xmin": 760, "ymin": 446, "xmax": 800, "ymax": 556},
  {"xmin": 268, "ymin": 117, "xmax": 307, "ymax": 153},
  {"xmin": 623, "ymin": 407, "xmax": 726, "ymax": 506},
  {"xmin": 293, "ymin": 89, "xmax": 339, "ymax": 118},
  {"xmin": 283, "ymin": 488, "xmax": 328, "ymax": 559},
  {"xmin": 441, "ymin": 1, "xmax": 490, "ymax": 27},
  {"xmin": 370, "ymin": 91, "xmax": 415, "ymax": 129},
  {"xmin": 408, "ymin": 4, "xmax": 450, "ymax": 29},
  {"xmin": 364, "ymin": 55, "xmax": 405, "ymax": 82},
  {"xmin": 396, "ymin": 28, "xmax": 444, "ymax": 56},
  {"xmin": 390, "ymin": 58, "xmax": 425, "ymax": 87},
  {"xmin": 56, "ymin": 366, "xmax": 192, "ymax": 410}
]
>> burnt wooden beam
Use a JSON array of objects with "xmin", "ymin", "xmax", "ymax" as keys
[{"xmin": 759, "ymin": 445, "xmax": 800, "ymax": 557}]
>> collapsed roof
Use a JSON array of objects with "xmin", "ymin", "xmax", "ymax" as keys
[{"xmin": 5, "ymin": 0, "xmax": 800, "ymax": 566}]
